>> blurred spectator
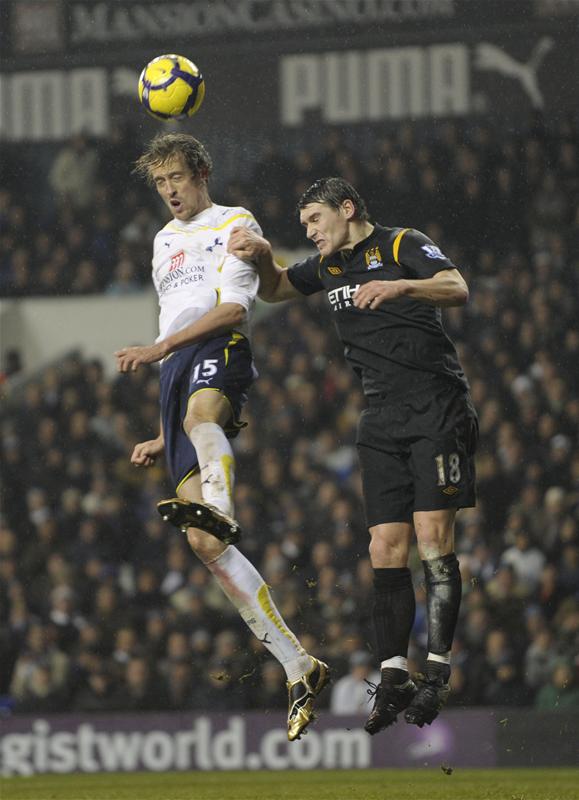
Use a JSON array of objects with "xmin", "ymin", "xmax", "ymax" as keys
[
  {"xmin": 203, "ymin": 658, "xmax": 249, "ymax": 711},
  {"xmin": 2, "ymin": 119, "xmax": 578, "ymax": 713},
  {"xmin": 10, "ymin": 624, "xmax": 70, "ymax": 702},
  {"xmin": 14, "ymin": 664, "xmax": 68, "ymax": 713},
  {"xmin": 330, "ymin": 651, "xmax": 380, "ymax": 715},
  {"xmin": 106, "ymin": 258, "xmax": 141, "ymax": 295},
  {"xmin": 479, "ymin": 629, "xmax": 531, "ymax": 706},
  {"xmin": 72, "ymin": 665, "xmax": 123, "ymax": 713},
  {"xmin": 48, "ymin": 134, "xmax": 99, "ymax": 210},
  {"xmin": 524, "ymin": 628, "xmax": 559, "ymax": 692},
  {"xmin": 121, "ymin": 657, "xmax": 167, "ymax": 712},
  {"xmin": 165, "ymin": 659, "xmax": 196, "ymax": 711},
  {"xmin": 501, "ymin": 530, "xmax": 546, "ymax": 596},
  {"xmin": 112, "ymin": 626, "xmax": 140, "ymax": 668},
  {"xmin": 249, "ymin": 661, "xmax": 287, "ymax": 710},
  {"xmin": 0, "ymin": 349, "xmax": 23, "ymax": 383},
  {"xmin": 534, "ymin": 661, "xmax": 579, "ymax": 709},
  {"xmin": 48, "ymin": 585, "xmax": 85, "ymax": 650}
]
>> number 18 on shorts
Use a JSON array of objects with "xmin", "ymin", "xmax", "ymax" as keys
[{"xmin": 356, "ymin": 382, "xmax": 478, "ymax": 527}]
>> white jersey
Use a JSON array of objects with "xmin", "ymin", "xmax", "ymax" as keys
[{"xmin": 152, "ymin": 203, "xmax": 261, "ymax": 343}]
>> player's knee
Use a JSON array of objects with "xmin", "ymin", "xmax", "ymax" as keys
[
  {"xmin": 415, "ymin": 519, "xmax": 454, "ymax": 559},
  {"xmin": 368, "ymin": 531, "xmax": 408, "ymax": 567},
  {"xmin": 183, "ymin": 409, "xmax": 214, "ymax": 434},
  {"xmin": 185, "ymin": 527, "xmax": 227, "ymax": 561},
  {"xmin": 183, "ymin": 402, "xmax": 229, "ymax": 436}
]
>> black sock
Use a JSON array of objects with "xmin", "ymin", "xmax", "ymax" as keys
[
  {"xmin": 423, "ymin": 553, "xmax": 462, "ymax": 661},
  {"xmin": 372, "ymin": 567, "xmax": 416, "ymax": 679},
  {"xmin": 381, "ymin": 667, "xmax": 410, "ymax": 686}
]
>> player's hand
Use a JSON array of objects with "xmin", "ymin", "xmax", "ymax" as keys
[
  {"xmin": 131, "ymin": 437, "xmax": 164, "ymax": 467},
  {"xmin": 353, "ymin": 280, "xmax": 408, "ymax": 310},
  {"xmin": 228, "ymin": 226, "xmax": 272, "ymax": 262},
  {"xmin": 115, "ymin": 343, "xmax": 167, "ymax": 372}
]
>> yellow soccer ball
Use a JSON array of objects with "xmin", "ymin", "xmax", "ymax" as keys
[{"xmin": 138, "ymin": 54, "xmax": 205, "ymax": 120}]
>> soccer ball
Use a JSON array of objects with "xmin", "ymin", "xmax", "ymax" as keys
[{"xmin": 138, "ymin": 54, "xmax": 205, "ymax": 121}]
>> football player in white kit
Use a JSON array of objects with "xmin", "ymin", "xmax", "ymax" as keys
[{"xmin": 115, "ymin": 133, "xmax": 329, "ymax": 740}]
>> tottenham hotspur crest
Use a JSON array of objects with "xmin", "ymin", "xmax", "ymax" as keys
[
  {"xmin": 205, "ymin": 237, "xmax": 223, "ymax": 252},
  {"xmin": 365, "ymin": 247, "xmax": 383, "ymax": 270}
]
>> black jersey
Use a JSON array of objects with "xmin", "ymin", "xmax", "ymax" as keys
[{"xmin": 287, "ymin": 225, "xmax": 469, "ymax": 398}]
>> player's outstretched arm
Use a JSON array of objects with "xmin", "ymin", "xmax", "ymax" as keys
[
  {"xmin": 353, "ymin": 269, "xmax": 468, "ymax": 310},
  {"xmin": 403, "ymin": 268, "xmax": 469, "ymax": 306},
  {"xmin": 115, "ymin": 303, "xmax": 245, "ymax": 372},
  {"xmin": 228, "ymin": 226, "xmax": 301, "ymax": 303}
]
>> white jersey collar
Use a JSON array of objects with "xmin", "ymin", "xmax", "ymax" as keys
[{"xmin": 172, "ymin": 203, "xmax": 217, "ymax": 228}]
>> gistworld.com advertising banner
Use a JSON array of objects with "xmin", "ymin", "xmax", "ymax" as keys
[
  {"xmin": 3, "ymin": 709, "xmax": 577, "ymax": 776},
  {"xmin": 0, "ymin": 709, "xmax": 515, "ymax": 776}
]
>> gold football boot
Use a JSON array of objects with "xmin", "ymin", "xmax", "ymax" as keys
[{"xmin": 287, "ymin": 657, "xmax": 331, "ymax": 741}]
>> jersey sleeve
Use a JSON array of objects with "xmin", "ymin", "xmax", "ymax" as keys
[
  {"xmin": 287, "ymin": 254, "xmax": 325, "ymax": 296},
  {"xmin": 395, "ymin": 228, "xmax": 456, "ymax": 279},
  {"xmin": 219, "ymin": 213, "xmax": 261, "ymax": 309}
]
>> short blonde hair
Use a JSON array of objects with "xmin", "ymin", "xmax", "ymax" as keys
[{"xmin": 134, "ymin": 133, "xmax": 213, "ymax": 184}]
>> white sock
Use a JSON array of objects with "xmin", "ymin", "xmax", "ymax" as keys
[
  {"xmin": 188, "ymin": 422, "xmax": 235, "ymax": 516},
  {"xmin": 427, "ymin": 651, "xmax": 451, "ymax": 665},
  {"xmin": 381, "ymin": 656, "xmax": 408, "ymax": 672},
  {"xmin": 206, "ymin": 546, "xmax": 311, "ymax": 682}
]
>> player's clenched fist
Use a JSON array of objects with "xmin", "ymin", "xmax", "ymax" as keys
[
  {"xmin": 228, "ymin": 226, "xmax": 271, "ymax": 262},
  {"xmin": 131, "ymin": 437, "xmax": 165, "ymax": 467}
]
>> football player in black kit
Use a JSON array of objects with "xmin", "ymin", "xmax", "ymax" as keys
[{"xmin": 228, "ymin": 177, "xmax": 478, "ymax": 732}]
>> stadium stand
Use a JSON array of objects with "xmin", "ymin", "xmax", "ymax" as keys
[{"xmin": 0, "ymin": 117, "xmax": 578, "ymax": 714}]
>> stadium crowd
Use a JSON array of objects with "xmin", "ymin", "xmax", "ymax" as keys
[{"xmin": 1, "ymin": 116, "xmax": 578, "ymax": 714}]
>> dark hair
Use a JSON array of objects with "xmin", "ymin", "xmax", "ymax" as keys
[
  {"xmin": 296, "ymin": 177, "xmax": 369, "ymax": 221},
  {"xmin": 134, "ymin": 133, "xmax": 213, "ymax": 184}
]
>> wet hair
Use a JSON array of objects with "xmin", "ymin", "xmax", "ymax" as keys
[
  {"xmin": 134, "ymin": 133, "xmax": 213, "ymax": 184},
  {"xmin": 297, "ymin": 177, "xmax": 369, "ymax": 221}
]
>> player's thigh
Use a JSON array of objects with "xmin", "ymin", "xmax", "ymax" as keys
[
  {"xmin": 160, "ymin": 350, "xmax": 200, "ymax": 489},
  {"xmin": 184, "ymin": 388, "xmax": 233, "ymax": 432},
  {"xmin": 183, "ymin": 334, "xmax": 255, "ymax": 434},
  {"xmin": 411, "ymin": 386, "xmax": 478, "ymax": 514},
  {"xmin": 177, "ymin": 473, "xmax": 227, "ymax": 562},
  {"xmin": 357, "ymin": 407, "xmax": 414, "ymax": 527}
]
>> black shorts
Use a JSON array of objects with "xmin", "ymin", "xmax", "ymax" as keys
[
  {"xmin": 159, "ymin": 333, "xmax": 257, "ymax": 490},
  {"xmin": 356, "ymin": 379, "xmax": 478, "ymax": 527}
]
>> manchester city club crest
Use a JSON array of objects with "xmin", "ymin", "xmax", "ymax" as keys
[{"xmin": 365, "ymin": 247, "xmax": 383, "ymax": 270}]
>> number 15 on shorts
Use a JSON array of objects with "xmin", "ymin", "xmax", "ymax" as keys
[{"xmin": 192, "ymin": 359, "xmax": 218, "ymax": 385}]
